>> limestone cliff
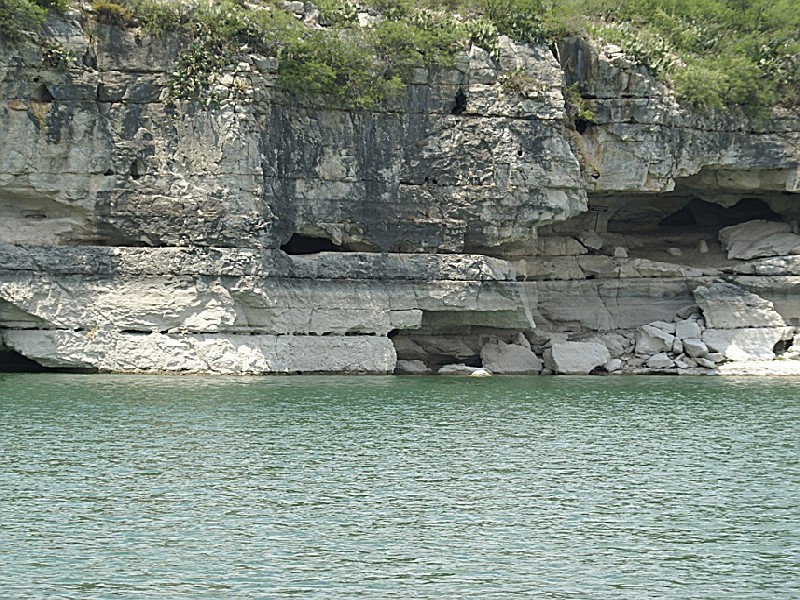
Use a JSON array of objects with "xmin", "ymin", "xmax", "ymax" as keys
[{"xmin": 1, "ymin": 10, "xmax": 799, "ymax": 374}]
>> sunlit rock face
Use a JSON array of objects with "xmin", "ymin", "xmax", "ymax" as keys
[{"xmin": 1, "ymin": 14, "xmax": 798, "ymax": 374}]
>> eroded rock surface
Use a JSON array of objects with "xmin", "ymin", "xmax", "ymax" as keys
[
  {"xmin": 1, "ymin": 14, "xmax": 799, "ymax": 374},
  {"xmin": 544, "ymin": 341, "xmax": 610, "ymax": 375}
]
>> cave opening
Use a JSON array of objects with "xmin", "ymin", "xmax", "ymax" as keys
[
  {"xmin": 392, "ymin": 329, "xmax": 483, "ymax": 370},
  {"xmin": 0, "ymin": 347, "xmax": 95, "ymax": 373},
  {"xmin": 390, "ymin": 318, "xmax": 533, "ymax": 373},
  {"xmin": 658, "ymin": 197, "xmax": 782, "ymax": 229},
  {"xmin": 451, "ymin": 89, "xmax": 467, "ymax": 115},
  {"xmin": 32, "ymin": 84, "xmax": 54, "ymax": 103},
  {"xmin": 281, "ymin": 233, "xmax": 344, "ymax": 255},
  {"xmin": 130, "ymin": 158, "xmax": 144, "ymax": 179},
  {"xmin": 773, "ymin": 337, "xmax": 793, "ymax": 355}
]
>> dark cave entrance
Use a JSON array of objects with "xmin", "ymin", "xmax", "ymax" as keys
[
  {"xmin": 32, "ymin": 83, "xmax": 54, "ymax": 103},
  {"xmin": 130, "ymin": 158, "xmax": 145, "ymax": 179},
  {"xmin": 0, "ymin": 348, "xmax": 76, "ymax": 373},
  {"xmin": 280, "ymin": 234, "xmax": 345, "ymax": 255},
  {"xmin": 658, "ymin": 197, "xmax": 782, "ymax": 229}
]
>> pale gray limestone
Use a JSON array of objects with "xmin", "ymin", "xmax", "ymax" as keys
[
  {"xmin": 702, "ymin": 327, "xmax": 794, "ymax": 361},
  {"xmin": 543, "ymin": 342, "xmax": 610, "ymax": 375},
  {"xmin": 694, "ymin": 283, "xmax": 786, "ymax": 329},
  {"xmin": 480, "ymin": 338, "xmax": 543, "ymax": 374},
  {"xmin": 1, "ymin": 14, "xmax": 799, "ymax": 374},
  {"xmin": 635, "ymin": 325, "xmax": 675, "ymax": 355}
]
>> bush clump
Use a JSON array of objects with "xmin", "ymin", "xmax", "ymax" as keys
[
  {"xmin": 91, "ymin": 0, "xmax": 133, "ymax": 26},
  {"xmin": 0, "ymin": 0, "xmax": 68, "ymax": 39},
  {"xmin": 7, "ymin": 0, "xmax": 796, "ymax": 115},
  {"xmin": 122, "ymin": 0, "xmax": 471, "ymax": 110},
  {"xmin": 583, "ymin": 0, "xmax": 800, "ymax": 113}
]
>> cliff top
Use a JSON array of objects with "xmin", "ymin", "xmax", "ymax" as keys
[{"xmin": 2, "ymin": 0, "xmax": 799, "ymax": 114}]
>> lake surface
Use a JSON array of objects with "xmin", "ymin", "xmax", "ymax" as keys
[{"xmin": 1, "ymin": 374, "xmax": 798, "ymax": 599}]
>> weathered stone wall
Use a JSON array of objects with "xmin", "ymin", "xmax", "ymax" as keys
[{"xmin": 1, "ymin": 10, "xmax": 799, "ymax": 374}]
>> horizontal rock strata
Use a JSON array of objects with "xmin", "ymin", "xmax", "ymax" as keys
[{"xmin": 1, "ymin": 13, "xmax": 799, "ymax": 375}]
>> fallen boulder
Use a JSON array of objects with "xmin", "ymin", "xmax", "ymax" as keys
[
  {"xmin": 480, "ymin": 339, "xmax": 542, "ymax": 374},
  {"xmin": 646, "ymin": 352, "xmax": 674, "ymax": 369},
  {"xmin": 635, "ymin": 324, "xmax": 675, "ymax": 354},
  {"xmin": 543, "ymin": 341, "xmax": 610, "ymax": 375},
  {"xmin": 718, "ymin": 220, "xmax": 793, "ymax": 260},
  {"xmin": 394, "ymin": 359, "xmax": 428, "ymax": 375},
  {"xmin": 682, "ymin": 338, "xmax": 709, "ymax": 358},
  {"xmin": 694, "ymin": 282, "xmax": 786, "ymax": 329},
  {"xmin": 674, "ymin": 318, "xmax": 703, "ymax": 340},
  {"xmin": 702, "ymin": 327, "xmax": 794, "ymax": 361}
]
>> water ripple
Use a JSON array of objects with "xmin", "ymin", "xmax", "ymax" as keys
[{"xmin": 0, "ymin": 374, "xmax": 798, "ymax": 598}]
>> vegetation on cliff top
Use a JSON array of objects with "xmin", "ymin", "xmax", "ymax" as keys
[{"xmin": 1, "ymin": 0, "xmax": 798, "ymax": 114}]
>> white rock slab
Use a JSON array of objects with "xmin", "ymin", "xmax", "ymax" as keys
[
  {"xmin": 646, "ymin": 352, "xmax": 674, "ymax": 369},
  {"xmin": 481, "ymin": 339, "xmax": 542, "ymax": 374},
  {"xmin": 718, "ymin": 220, "xmax": 792, "ymax": 260},
  {"xmin": 717, "ymin": 361, "xmax": 800, "ymax": 375},
  {"xmin": 702, "ymin": 327, "xmax": 794, "ymax": 361},
  {"xmin": 470, "ymin": 368, "xmax": 493, "ymax": 377},
  {"xmin": 635, "ymin": 324, "xmax": 675, "ymax": 354},
  {"xmin": 694, "ymin": 282, "xmax": 786, "ymax": 329},
  {"xmin": 675, "ymin": 318, "xmax": 702, "ymax": 340},
  {"xmin": 1, "ymin": 330, "xmax": 397, "ymax": 374},
  {"xmin": 543, "ymin": 341, "xmax": 610, "ymax": 375},
  {"xmin": 733, "ymin": 232, "xmax": 800, "ymax": 260},
  {"xmin": 438, "ymin": 363, "xmax": 484, "ymax": 376}
]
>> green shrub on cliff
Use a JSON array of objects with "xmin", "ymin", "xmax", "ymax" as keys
[
  {"xmin": 122, "ymin": 0, "xmax": 470, "ymax": 109},
  {"xmin": 279, "ymin": 29, "xmax": 406, "ymax": 109},
  {"xmin": 0, "ymin": 0, "xmax": 43, "ymax": 39},
  {"xmin": 12, "ymin": 0, "xmax": 794, "ymax": 114},
  {"xmin": 91, "ymin": 0, "xmax": 133, "ymax": 26},
  {"xmin": 279, "ymin": 7, "xmax": 466, "ymax": 109},
  {"xmin": 0, "ymin": 0, "xmax": 68, "ymax": 39},
  {"xmin": 581, "ymin": 0, "xmax": 800, "ymax": 112}
]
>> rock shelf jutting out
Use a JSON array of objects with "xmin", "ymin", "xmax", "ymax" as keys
[{"xmin": 1, "ymin": 13, "xmax": 799, "ymax": 375}]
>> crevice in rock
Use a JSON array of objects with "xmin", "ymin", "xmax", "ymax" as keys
[
  {"xmin": 0, "ymin": 346, "xmax": 95, "ymax": 373},
  {"xmin": 451, "ymin": 89, "xmax": 467, "ymax": 115},
  {"xmin": 280, "ymin": 233, "xmax": 344, "ymax": 255},
  {"xmin": 130, "ymin": 158, "xmax": 145, "ymax": 179},
  {"xmin": 32, "ymin": 84, "xmax": 54, "ymax": 103},
  {"xmin": 658, "ymin": 198, "xmax": 781, "ymax": 229},
  {"xmin": 773, "ymin": 338, "xmax": 793, "ymax": 355}
]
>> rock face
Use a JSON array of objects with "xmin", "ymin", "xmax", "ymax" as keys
[
  {"xmin": 543, "ymin": 342, "xmax": 610, "ymax": 375},
  {"xmin": 702, "ymin": 328, "xmax": 794, "ymax": 362},
  {"xmin": 481, "ymin": 336, "xmax": 542, "ymax": 374},
  {"xmin": 1, "ymin": 13, "xmax": 799, "ymax": 374},
  {"xmin": 694, "ymin": 282, "xmax": 786, "ymax": 329},
  {"xmin": 0, "ymin": 246, "xmax": 528, "ymax": 374},
  {"xmin": 719, "ymin": 220, "xmax": 800, "ymax": 260},
  {"xmin": 635, "ymin": 325, "xmax": 675, "ymax": 355}
]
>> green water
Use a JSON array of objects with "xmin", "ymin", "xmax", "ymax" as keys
[{"xmin": 0, "ymin": 374, "xmax": 798, "ymax": 599}]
